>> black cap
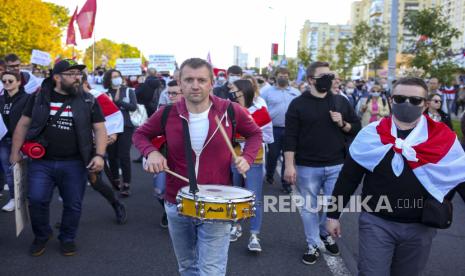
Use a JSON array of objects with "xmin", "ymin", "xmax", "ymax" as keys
[{"xmin": 52, "ymin": 59, "xmax": 86, "ymax": 75}]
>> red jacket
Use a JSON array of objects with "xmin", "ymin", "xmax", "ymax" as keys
[{"xmin": 133, "ymin": 95, "xmax": 262, "ymax": 203}]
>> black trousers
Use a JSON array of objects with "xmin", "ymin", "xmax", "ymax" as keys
[
  {"xmin": 88, "ymin": 172, "xmax": 118, "ymax": 205},
  {"xmin": 107, "ymin": 127, "xmax": 134, "ymax": 184}
]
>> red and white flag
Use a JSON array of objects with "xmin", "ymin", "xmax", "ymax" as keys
[
  {"xmin": 77, "ymin": 0, "xmax": 97, "ymax": 39},
  {"xmin": 66, "ymin": 6, "xmax": 78, "ymax": 45},
  {"xmin": 89, "ymin": 89, "xmax": 123, "ymax": 135},
  {"xmin": 350, "ymin": 115, "xmax": 465, "ymax": 202}
]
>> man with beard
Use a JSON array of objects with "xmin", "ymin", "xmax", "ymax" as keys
[
  {"xmin": 10, "ymin": 59, "xmax": 107, "ymax": 257},
  {"xmin": 326, "ymin": 77, "xmax": 465, "ymax": 275}
]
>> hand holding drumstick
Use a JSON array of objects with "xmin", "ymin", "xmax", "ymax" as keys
[{"xmin": 215, "ymin": 116, "xmax": 249, "ymax": 178}]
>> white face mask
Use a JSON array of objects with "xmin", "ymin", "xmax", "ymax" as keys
[
  {"xmin": 371, "ymin": 92, "xmax": 380, "ymax": 97},
  {"xmin": 112, "ymin": 77, "xmax": 123, "ymax": 87},
  {"xmin": 218, "ymin": 77, "xmax": 225, "ymax": 82},
  {"xmin": 382, "ymin": 84, "xmax": 388, "ymax": 90},
  {"xmin": 346, "ymin": 88, "xmax": 354, "ymax": 94},
  {"xmin": 129, "ymin": 76, "xmax": 137, "ymax": 82},
  {"xmin": 228, "ymin": 76, "xmax": 240, "ymax": 84}
]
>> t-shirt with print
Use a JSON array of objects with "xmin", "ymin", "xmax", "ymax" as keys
[
  {"xmin": 1, "ymin": 92, "xmax": 17, "ymax": 138},
  {"xmin": 23, "ymin": 90, "xmax": 105, "ymax": 160}
]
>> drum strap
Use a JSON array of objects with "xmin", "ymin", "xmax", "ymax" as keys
[{"xmin": 181, "ymin": 118, "xmax": 199, "ymax": 195}]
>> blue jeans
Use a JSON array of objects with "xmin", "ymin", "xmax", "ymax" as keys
[
  {"xmin": 165, "ymin": 202, "xmax": 232, "ymax": 276},
  {"xmin": 265, "ymin": 127, "xmax": 289, "ymax": 188},
  {"xmin": 153, "ymin": 172, "xmax": 166, "ymax": 199},
  {"xmin": 231, "ymin": 163, "xmax": 263, "ymax": 234},
  {"xmin": 28, "ymin": 159, "xmax": 87, "ymax": 242},
  {"xmin": 0, "ymin": 138, "xmax": 14, "ymax": 199},
  {"xmin": 296, "ymin": 164, "xmax": 343, "ymax": 247}
]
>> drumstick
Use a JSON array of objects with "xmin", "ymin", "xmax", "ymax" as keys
[
  {"xmin": 215, "ymin": 116, "xmax": 247, "ymax": 179},
  {"xmin": 165, "ymin": 169, "xmax": 189, "ymax": 183}
]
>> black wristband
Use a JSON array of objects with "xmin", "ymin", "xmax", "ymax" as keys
[{"xmin": 94, "ymin": 153, "xmax": 105, "ymax": 159}]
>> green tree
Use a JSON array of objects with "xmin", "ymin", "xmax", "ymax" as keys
[
  {"xmin": 335, "ymin": 38, "xmax": 353, "ymax": 80},
  {"xmin": 0, "ymin": 0, "xmax": 69, "ymax": 62},
  {"xmin": 83, "ymin": 39, "xmax": 146, "ymax": 70},
  {"xmin": 316, "ymin": 39, "xmax": 335, "ymax": 66},
  {"xmin": 44, "ymin": 2, "xmax": 70, "ymax": 29},
  {"xmin": 350, "ymin": 22, "xmax": 388, "ymax": 77},
  {"xmin": 297, "ymin": 47, "xmax": 312, "ymax": 67},
  {"xmin": 404, "ymin": 7, "xmax": 461, "ymax": 82}
]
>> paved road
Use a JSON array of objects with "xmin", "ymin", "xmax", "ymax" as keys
[{"xmin": 0, "ymin": 150, "xmax": 464, "ymax": 276}]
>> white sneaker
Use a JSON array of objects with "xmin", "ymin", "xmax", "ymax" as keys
[
  {"xmin": 4, "ymin": 184, "xmax": 9, "ymax": 191},
  {"xmin": 229, "ymin": 224, "xmax": 243, "ymax": 242},
  {"xmin": 2, "ymin": 199, "xmax": 15, "ymax": 212},
  {"xmin": 248, "ymin": 234, "xmax": 262, "ymax": 252}
]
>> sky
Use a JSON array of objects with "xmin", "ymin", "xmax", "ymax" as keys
[{"xmin": 46, "ymin": 0, "xmax": 353, "ymax": 69}]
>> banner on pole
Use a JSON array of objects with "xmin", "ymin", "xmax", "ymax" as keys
[
  {"xmin": 14, "ymin": 160, "xmax": 29, "ymax": 237},
  {"xmin": 148, "ymin": 55, "xmax": 176, "ymax": 72},
  {"xmin": 115, "ymin": 58, "xmax": 142, "ymax": 76},
  {"xmin": 30, "ymin": 50, "xmax": 51, "ymax": 66}
]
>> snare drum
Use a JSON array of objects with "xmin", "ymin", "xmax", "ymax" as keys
[{"xmin": 176, "ymin": 185, "xmax": 255, "ymax": 222}]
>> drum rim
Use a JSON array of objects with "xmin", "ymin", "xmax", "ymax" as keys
[{"xmin": 178, "ymin": 184, "xmax": 255, "ymax": 202}]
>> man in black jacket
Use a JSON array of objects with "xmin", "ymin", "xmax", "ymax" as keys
[
  {"xmin": 326, "ymin": 77, "xmax": 465, "ymax": 275},
  {"xmin": 213, "ymin": 65, "xmax": 242, "ymax": 99},
  {"xmin": 10, "ymin": 59, "xmax": 107, "ymax": 257},
  {"xmin": 135, "ymin": 67, "xmax": 161, "ymax": 117},
  {"xmin": 283, "ymin": 61, "xmax": 361, "ymax": 265}
]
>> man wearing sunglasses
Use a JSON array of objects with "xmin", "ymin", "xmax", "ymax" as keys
[
  {"xmin": 284, "ymin": 61, "xmax": 361, "ymax": 265},
  {"xmin": 326, "ymin": 77, "xmax": 465, "ymax": 275},
  {"xmin": 10, "ymin": 59, "xmax": 107, "ymax": 257},
  {"xmin": 4, "ymin": 53, "xmax": 41, "ymax": 94}
]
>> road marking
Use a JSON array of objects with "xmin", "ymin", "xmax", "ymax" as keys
[{"xmin": 276, "ymin": 162, "xmax": 352, "ymax": 276}]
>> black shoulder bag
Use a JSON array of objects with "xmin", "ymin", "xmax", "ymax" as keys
[{"xmin": 421, "ymin": 197, "xmax": 453, "ymax": 229}]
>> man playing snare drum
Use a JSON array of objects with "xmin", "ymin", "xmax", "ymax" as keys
[{"xmin": 133, "ymin": 58, "xmax": 262, "ymax": 276}]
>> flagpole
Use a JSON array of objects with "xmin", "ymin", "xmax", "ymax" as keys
[{"xmin": 92, "ymin": 31, "xmax": 95, "ymax": 72}]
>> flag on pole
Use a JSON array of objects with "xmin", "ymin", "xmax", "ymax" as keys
[
  {"xmin": 66, "ymin": 6, "xmax": 78, "ymax": 45},
  {"xmin": 206, "ymin": 51, "xmax": 212, "ymax": 65},
  {"xmin": 77, "ymin": 0, "xmax": 97, "ymax": 39}
]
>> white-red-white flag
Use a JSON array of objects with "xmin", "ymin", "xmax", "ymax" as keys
[
  {"xmin": 350, "ymin": 115, "xmax": 465, "ymax": 202},
  {"xmin": 89, "ymin": 89, "xmax": 123, "ymax": 135}
]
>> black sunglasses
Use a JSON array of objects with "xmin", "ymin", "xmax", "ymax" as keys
[
  {"xmin": 312, "ymin": 73, "xmax": 335, "ymax": 80},
  {"xmin": 1, "ymin": 79, "xmax": 14, "ymax": 84},
  {"xmin": 392, "ymin": 95, "xmax": 425, "ymax": 106},
  {"xmin": 432, "ymin": 99, "xmax": 442, "ymax": 104}
]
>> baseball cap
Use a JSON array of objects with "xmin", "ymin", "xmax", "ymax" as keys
[{"xmin": 52, "ymin": 59, "xmax": 86, "ymax": 75}]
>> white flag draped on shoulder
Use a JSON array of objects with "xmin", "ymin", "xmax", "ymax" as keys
[
  {"xmin": 349, "ymin": 115, "xmax": 465, "ymax": 202},
  {"xmin": 89, "ymin": 89, "xmax": 124, "ymax": 135}
]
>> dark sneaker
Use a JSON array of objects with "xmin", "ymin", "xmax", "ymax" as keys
[
  {"xmin": 302, "ymin": 245, "xmax": 320, "ymax": 265},
  {"xmin": 60, "ymin": 241, "xmax": 76, "ymax": 256},
  {"xmin": 111, "ymin": 180, "xmax": 121, "ymax": 191},
  {"xmin": 112, "ymin": 201, "xmax": 127, "ymax": 225},
  {"xmin": 321, "ymin": 235, "xmax": 340, "ymax": 255},
  {"xmin": 160, "ymin": 212, "xmax": 168, "ymax": 228},
  {"xmin": 264, "ymin": 176, "xmax": 274, "ymax": 185},
  {"xmin": 30, "ymin": 235, "xmax": 52, "ymax": 257},
  {"xmin": 119, "ymin": 184, "xmax": 130, "ymax": 198}
]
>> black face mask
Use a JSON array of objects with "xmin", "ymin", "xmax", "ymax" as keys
[
  {"xmin": 392, "ymin": 102, "xmax": 423, "ymax": 123},
  {"xmin": 98, "ymin": 71, "xmax": 103, "ymax": 76},
  {"xmin": 277, "ymin": 77, "xmax": 289, "ymax": 87},
  {"xmin": 313, "ymin": 74, "xmax": 334, "ymax": 93}
]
